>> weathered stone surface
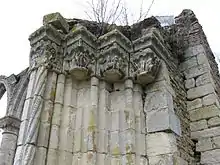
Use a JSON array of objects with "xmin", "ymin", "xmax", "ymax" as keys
[
  {"xmin": 213, "ymin": 136, "xmax": 220, "ymax": 148},
  {"xmin": 201, "ymin": 149, "xmax": 220, "ymax": 164},
  {"xmin": 187, "ymin": 98, "xmax": 202, "ymax": 111},
  {"xmin": 148, "ymin": 154, "xmax": 174, "ymax": 165},
  {"xmin": 184, "ymin": 45, "xmax": 206, "ymax": 58},
  {"xmin": 203, "ymin": 93, "xmax": 220, "ymax": 107},
  {"xmin": 189, "ymin": 105, "xmax": 220, "ymax": 121},
  {"xmin": 195, "ymin": 72, "xmax": 214, "ymax": 87},
  {"xmin": 43, "ymin": 12, "xmax": 69, "ymax": 33},
  {"xmin": 190, "ymin": 120, "xmax": 208, "ymax": 132},
  {"xmin": 208, "ymin": 117, "xmax": 220, "ymax": 127},
  {"xmin": 144, "ymin": 89, "xmax": 174, "ymax": 113},
  {"xmin": 185, "ymin": 78, "xmax": 195, "ymax": 89},
  {"xmin": 146, "ymin": 108, "xmax": 181, "ymax": 136},
  {"xmin": 196, "ymin": 138, "xmax": 212, "ymax": 152},
  {"xmin": 34, "ymin": 147, "xmax": 47, "ymax": 165},
  {"xmin": 197, "ymin": 53, "xmax": 210, "ymax": 66},
  {"xmin": 146, "ymin": 133, "xmax": 177, "ymax": 156},
  {"xmin": 191, "ymin": 127, "xmax": 220, "ymax": 139},
  {"xmin": 184, "ymin": 64, "xmax": 209, "ymax": 79},
  {"xmin": 187, "ymin": 83, "xmax": 214, "ymax": 100},
  {"xmin": 180, "ymin": 56, "xmax": 198, "ymax": 71}
]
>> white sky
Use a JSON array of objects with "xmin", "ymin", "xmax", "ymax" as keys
[{"xmin": 0, "ymin": 0, "xmax": 219, "ymax": 139}]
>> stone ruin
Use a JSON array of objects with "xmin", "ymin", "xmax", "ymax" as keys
[{"xmin": 0, "ymin": 9, "xmax": 220, "ymax": 165}]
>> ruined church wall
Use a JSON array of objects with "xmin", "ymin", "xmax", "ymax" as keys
[
  {"xmin": 177, "ymin": 10, "xmax": 220, "ymax": 164},
  {"xmin": 1, "ymin": 9, "xmax": 220, "ymax": 165}
]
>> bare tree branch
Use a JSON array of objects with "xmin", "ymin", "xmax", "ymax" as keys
[
  {"xmin": 84, "ymin": 0, "xmax": 156, "ymax": 29},
  {"xmin": 143, "ymin": 0, "xmax": 155, "ymax": 19}
]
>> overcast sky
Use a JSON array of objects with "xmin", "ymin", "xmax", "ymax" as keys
[{"xmin": 0, "ymin": 0, "xmax": 220, "ymax": 140}]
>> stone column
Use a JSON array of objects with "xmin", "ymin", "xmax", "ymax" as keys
[
  {"xmin": 34, "ymin": 71, "xmax": 58, "ymax": 165},
  {"xmin": 58, "ymin": 76, "xmax": 74, "ymax": 165},
  {"xmin": 96, "ymin": 81, "xmax": 111, "ymax": 164},
  {"xmin": 133, "ymin": 84, "xmax": 147, "ymax": 164},
  {"xmin": 13, "ymin": 70, "xmax": 37, "ymax": 165},
  {"xmin": 47, "ymin": 74, "xmax": 65, "ymax": 165},
  {"xmin": 122, "ymin": 79, "xmax": 135, "ymax": 164},
  {"xmin": 0, "ymin": 116, "xmax": 20, "ymax": 165},
  {"xmin": 83, "ymin": 76, "xmax": 99, "ymax": 164},
  {"xmin": 21, "ymin": 66, "xmax": 48, "ymax": 165}
]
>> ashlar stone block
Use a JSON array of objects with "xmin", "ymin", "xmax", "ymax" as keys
[
  {"xmin": 196, "ymin": 72, "xmax": 214, "ymax": 87},
  {"xmin": 203, "ymin": 93, "xmax": 220, "ymax": 107},
  {"xmin": 191, "ymin": 127, "xmax": 220, "ymax": 140},
  {"xmin": 146, "ymin": 132, "xmax": 177, "ymax": 157},
  {"xmin": 213, "ymin": 136, "xmax": 220, "ymax": 148},
  {"xmin": 149, "ymin": 154, "xmax": 187, "ymax": 165},
  {"xmin": 184, "ymin": 64, "xmax": 209, "ymax": 79},
  {"xmin": 208, "ymin": 117, "xmax": 220, "ymax": 127},
  {"xmin": 187, "ymin": 98, "xmax": 202, "ymax": 111},
  {"xmin": 190, "ymin": 120, "xmax": 208, "ymax": 132},
  {"xmin": 189, "ymin": 104, "xmax": 220, "ymax": 121},
  {"xmin": 145, "ymin": 89, "xmax": 174, "ymax": 113},
  {"xmin": 187, "ymin": 83, "xmax": 214, "ymax": 100},
  {"xmin": 201, "ymin": 149, "xmax": 220, "ymax": 164},
  {"xmin": 184, "ymin": 45, "xmax": 205, "ymax": 58},
  {"xmin": 146, "ymin": 108, "xmax": 181, "ymax": 136},
  {"xmin": 196, "ymin": 138, "xmax": 212, "ymax": 152},
  {"xmin": 180, "ymin": 56, "xmax": 198, "ymax": 71}
]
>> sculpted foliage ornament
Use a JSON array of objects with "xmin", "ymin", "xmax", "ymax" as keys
[
  {"xmin": 133, "ymin": 48, "xmax": 161, "ymax": 84},
  {"xmin": 98, "ymin": 52, "xmax": 127, "ymax": 81},
  {"xmin": 30, "ymin": 40, "xmax": 62, "ymax": 71},
  {"xmin": 69, "ymin": 49, "xmax": 95, "ymax": 80}
]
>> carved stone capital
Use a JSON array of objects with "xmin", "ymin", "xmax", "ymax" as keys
[
  {"xmin": 132, "ymin": 48, "xmax": 161, "ymax": 84},
  {"xmin": 68, "ymin": 49, "xmax": 95, "ymax": 80},
  {"xmin": 97, "ymin": 29, "xmax": 131, "ymax": 82},
  {"xmin": 64, "ymin": 24, "xmax": 97, "ymax": 79},
  {"xmin": 0, "ymin": 116, "xmax": 21, "ymax": 134},
  {"xmin": 29, "ymin": 40, "xmax": 63, "ymax": 72}
]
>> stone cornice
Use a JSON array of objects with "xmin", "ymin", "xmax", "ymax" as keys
[
  {"xmin": 28, "ymin": 12, "xmax": 176, "ymax": 85},
  {"xmin": 29, "ymin": 24, "xmax": 64, "ymax": 46}
]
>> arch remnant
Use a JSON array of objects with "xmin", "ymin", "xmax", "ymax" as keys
[
  {"xmin": 1, "ymin": 9, "xmax": 220, "ymax": 165},
  {"xmin": 0, "ymin": 69, "xmax": 29, "ymax": 165}
]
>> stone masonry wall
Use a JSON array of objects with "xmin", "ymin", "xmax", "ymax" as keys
[{"xmin": 176, "ymin": 10, "xmax": 220, "ymax": 164}]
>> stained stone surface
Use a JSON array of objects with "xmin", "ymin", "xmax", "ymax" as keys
[{"xmin": 0, "ymin": 9, "xmax": 220, "ymax": 165}]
